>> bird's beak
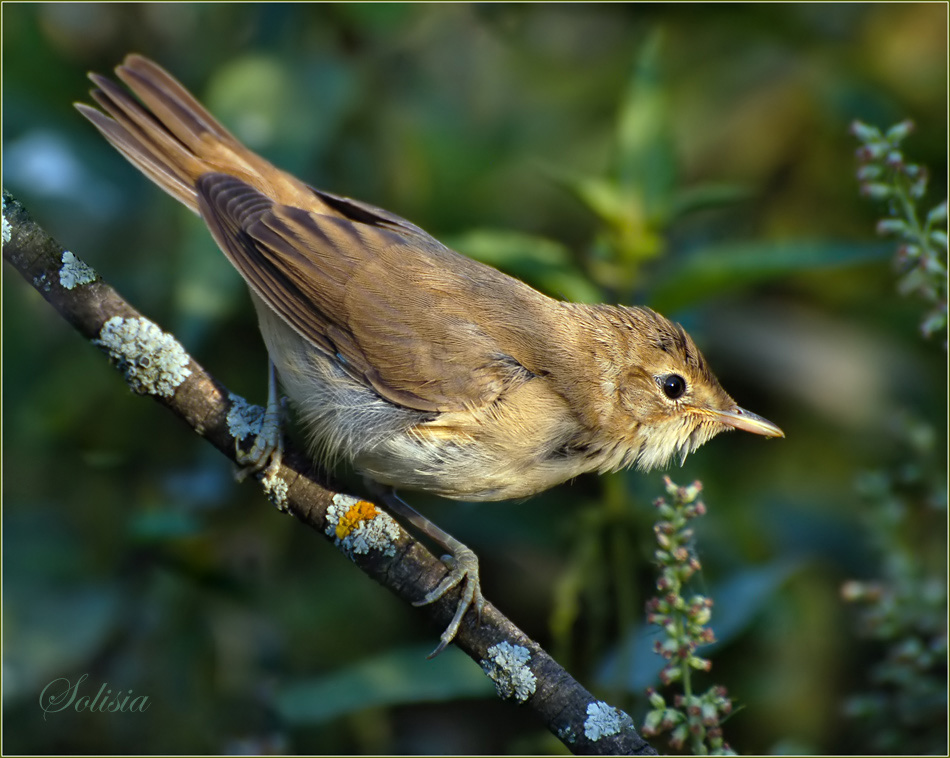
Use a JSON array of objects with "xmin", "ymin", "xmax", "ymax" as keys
[{"xmin": 695, "ymin": 405, "xmax": 785, "ymax": 438}]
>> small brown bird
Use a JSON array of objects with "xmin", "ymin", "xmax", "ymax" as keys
[{"xmin": 77, "ymin": 55, "xmax": 783, "ymax": 656}]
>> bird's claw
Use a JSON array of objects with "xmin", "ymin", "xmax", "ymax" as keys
[
  {"xmin": 234, "ymin": 425, "xmax": 283, "ymax": 482},
  {"xmin": 235, "ymin": 361, "xmax": 285, "ymax": 482},
  {"xmin": 413, "ymin": 546, "xmax": 485, "ymax": 658},
  {"xmin": 235, "ymin": 397, "xmax": 285, "ymax": 482}
]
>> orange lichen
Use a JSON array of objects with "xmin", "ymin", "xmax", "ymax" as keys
[{"xmin": 334, "ymin": 500, "xmax": 379, "ymax": 540}]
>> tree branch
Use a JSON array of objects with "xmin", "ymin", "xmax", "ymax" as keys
[{"xmin": 2, "ymin": 188, "xmax": 656, "ymax": 756}]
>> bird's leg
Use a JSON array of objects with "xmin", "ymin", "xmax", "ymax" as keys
[
  {"xmin": 376, "ymin": 488, "xmax": 485, "ymax": 658},
  {"xmin": 236, "ymin": 360, "xmax": 284, "ymax": 481}
]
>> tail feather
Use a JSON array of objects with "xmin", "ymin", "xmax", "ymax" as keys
[
  {"xmin": 76, "ymin": 55, "xmax": 328, "ymax": 218},
  {"xmin": 118, "ymin": 54, "xmax": 238, "ymax": 147},
  {"xmin": 76, "ymin": 54, "xmax": 262, "ymax": 214},
  {"xmin": 89, "ymin": 72, "xmax": 201, "ymax": 171},
  {"xmin": 82, "ymin": 73, "xmax": 202, "ymax": 210},
  {"xmin": 76, "ymin": 102, "xmax": 197, "ymax": 210}
]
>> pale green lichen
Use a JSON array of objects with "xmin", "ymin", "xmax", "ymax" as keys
[
  {"xmin": 226, "ymin": 393, "xmax": 265, "ymax": 442},
  {"xmin": 556, "ymin": 723, "xmax": 577, "ymax": 744},
  {"xmin": 583, "ymin": 700, "xmax": 626, "ymax": 741},
  {"xmin": 94, "ymin": 317, "xmax": 192, "ymax": 397},
  {"xmin": 262, "ymin": 467, "xmax": 290, "ymax": 513},
  {"xmin": 481, "ymin": 641, "xmax": 537, "ymax": 703},
  {"xmin": 59, "ymin": 250, "xmax": 97, "ymax": 290}
]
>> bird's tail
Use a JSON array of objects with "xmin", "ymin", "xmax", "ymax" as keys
[{"xmin": 75, "ymin": 54, "xmax": 296, "ymax": 214}]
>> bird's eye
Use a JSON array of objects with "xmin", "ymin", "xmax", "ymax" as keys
[{"xmin": 661, "ymin": 374, "xmax": 687, "ymax": 400}]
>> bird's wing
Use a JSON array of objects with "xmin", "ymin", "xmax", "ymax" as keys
[{"xmin": 196, "ymin": 173, "xmax": 545, "ymax": 413}]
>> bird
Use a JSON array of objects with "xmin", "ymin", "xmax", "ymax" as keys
[{"xmin": 76, "ymin": 54, "xmax": 784, "ymax": 656}]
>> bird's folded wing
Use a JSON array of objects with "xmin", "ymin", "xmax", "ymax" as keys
[{"xmin": 196, "ymin": 173, "xmax": 542, "ymax": 413}]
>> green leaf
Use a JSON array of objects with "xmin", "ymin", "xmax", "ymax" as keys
[
  {"xmin": 275, "ymin": 645, "xmax": 495, "ymax": 724},
  {"xmin": 648, "ymin": 240, "xmax": 892, "ymax": 313},
  {"xmin": 925, "ymin": 201, "xmax": 947, "ymax": 227},
  {"xmin": 669, "ymin": 183, "xmax": 753, "ymax": 220},
  {"xmin": 616, "ymin": 29, "xmax": 676, "ymax": 222},
  {"xmin": 540, "ymin": 166, "xmax": 630, "ymax": 228},
  {"xmin": 850, "ymin": 120, "xmax": 883, "ymax": 142},
  {"xmin": 540, "ymin": 166, "xmax": 665, "ymax": 270}
]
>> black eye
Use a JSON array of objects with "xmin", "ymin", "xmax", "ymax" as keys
[{"xmin": 661, "ymin": 374, "xmax": 687, "ymax": 400}]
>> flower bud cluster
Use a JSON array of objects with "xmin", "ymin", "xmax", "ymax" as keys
[
  {"xmin": 851, "ymin": 120, "xmax": 947, "ymax": 345},
  {"xmin": 641, "ymin": 476, "xmax": 735, "ymax": 755}
]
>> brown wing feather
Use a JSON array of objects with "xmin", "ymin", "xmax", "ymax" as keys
[{"xmin": 195, "ymin": 173, "xmax": 550, "ymax": 412}]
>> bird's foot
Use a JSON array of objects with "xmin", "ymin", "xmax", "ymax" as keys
[
  {"xmin": 235, "ymin": 361, "xmax": 285, "ymax": 481},
  {"xmin": 413, "ymin": 545, "xmax": 485, "ymax": 658},
  {"xmin": 375, "ymin": 489, "xmax": 486, "ymax": 657}
]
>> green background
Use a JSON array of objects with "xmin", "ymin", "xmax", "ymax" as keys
[{"xmin": 3, "ymin": 3, "xmax": 946, "ymax": 754}]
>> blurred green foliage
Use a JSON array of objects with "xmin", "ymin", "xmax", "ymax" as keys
[
  {"xmin": 3, "ymin": 3, "xmax": 946, "ymax": 754},
  {"xmin": 843, "ymin": 414, "xmax": 946, "ymax": 754}
]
